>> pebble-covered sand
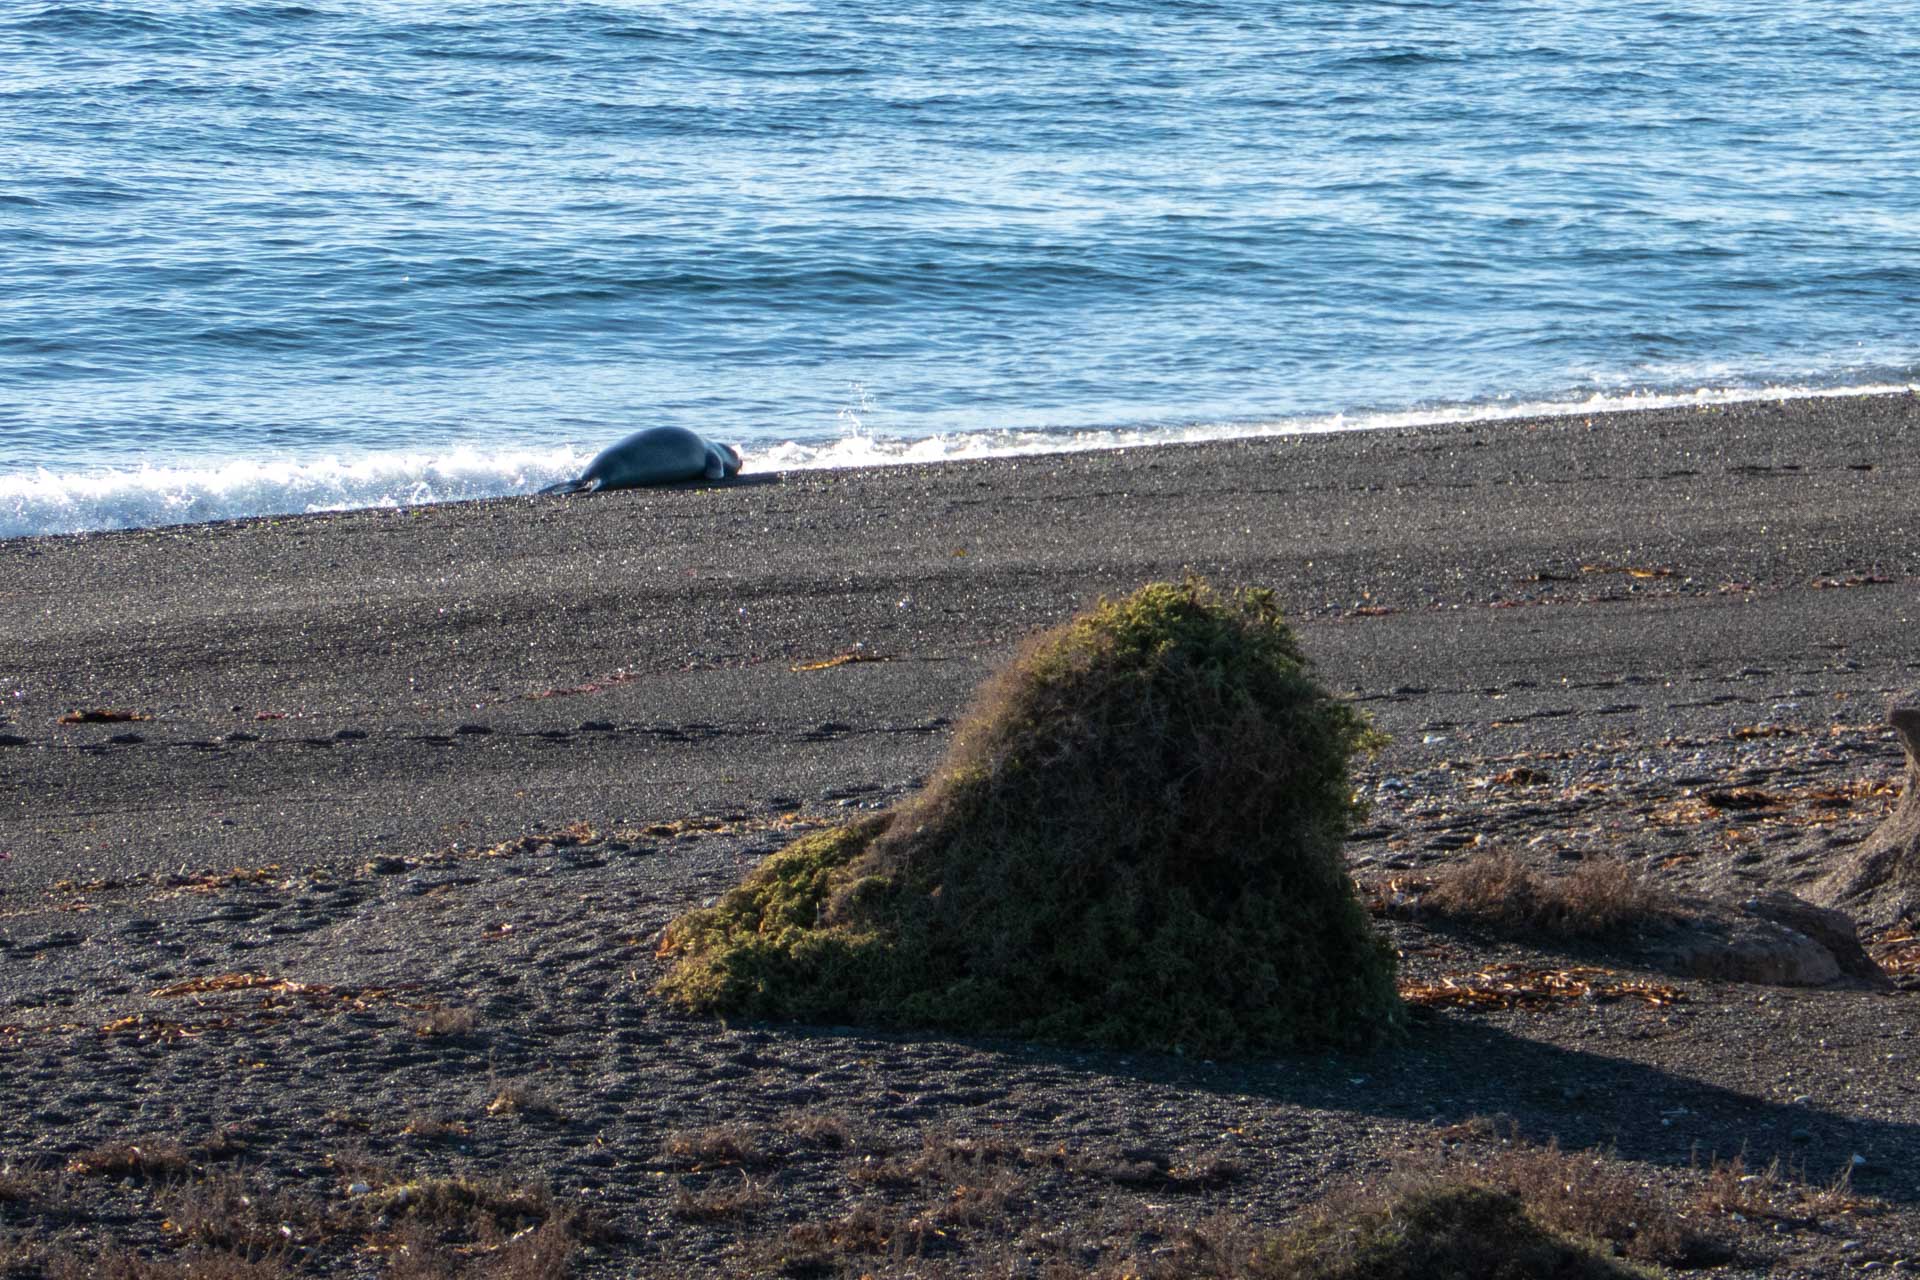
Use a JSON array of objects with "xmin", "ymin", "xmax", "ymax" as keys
[{"xmin": 3, "ymin": 392, "xmax": 1919, "ymax": 1276}]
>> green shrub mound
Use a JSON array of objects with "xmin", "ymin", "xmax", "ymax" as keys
[
  {"xmin": 1265, "ymin": 1185, "xmax": 1659, "ymax": 1280},
  {"xmin": 657, "ymin": 579, "xmax": 1402, "ymax": 1054}
]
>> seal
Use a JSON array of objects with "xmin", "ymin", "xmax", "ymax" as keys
[{"xmin": 540, "ymin": 427, "xmax": 743, "ymax": 495}]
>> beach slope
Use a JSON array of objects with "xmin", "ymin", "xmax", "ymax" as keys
[{"xmin": 2, "ymin": 392, "xmax": 1918, "ymax": 1275}]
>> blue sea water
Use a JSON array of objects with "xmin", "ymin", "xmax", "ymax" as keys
[{"xmin": 2, "ymin": 0, "xmax": 1917, "ymax": 537}]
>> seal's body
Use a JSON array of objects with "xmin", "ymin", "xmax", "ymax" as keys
[{"xmin": 540, "ymin": 427, "xmax": 742, "ymax": 495}]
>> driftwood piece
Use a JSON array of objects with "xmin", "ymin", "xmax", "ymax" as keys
[{"xmin": 1811, "ymin": 701, "xmax": 1920, "ymax": 928}]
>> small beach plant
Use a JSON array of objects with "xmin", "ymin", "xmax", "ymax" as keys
[
  {"xmin": 1419, "ymin": 849, "xmax": 1672, "ymax": 939},
  {"xmin": 656, "ymin": 577, "xmax": 1401, "ymax": 1055},
  {"xmin": 1258, "ymin": 1183, "xmax": 1663, "ymax": 1280}
]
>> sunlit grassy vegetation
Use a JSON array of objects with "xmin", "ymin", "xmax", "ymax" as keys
[{"xmin": 658, "ymin": 577, "xmax": 1400, "ymax": 1055}]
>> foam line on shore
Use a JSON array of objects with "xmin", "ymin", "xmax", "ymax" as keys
[
  {"xmin": 760, "ymin": 380, "xmax": 1920, "ymax": 472},
  {"xmin": 3, "ymin": 380, "xmax": 1913, "ymax": 540},
  {"xmin": 0, "ymin": 446, "xmax": 589, "ymax": 541}
]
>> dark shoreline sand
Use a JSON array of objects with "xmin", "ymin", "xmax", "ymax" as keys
[
  {"xmin": 3, "ymin": 390, "xmax": 1920, "ymax": 1275},
  {"xmin": 5, "ymin": 390, "xmax": 1916, "ymax": 891}
]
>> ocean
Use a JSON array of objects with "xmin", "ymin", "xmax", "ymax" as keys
[{"xmin": 3, "ymin": 0, "xmax": 1916, "ymax": 538}]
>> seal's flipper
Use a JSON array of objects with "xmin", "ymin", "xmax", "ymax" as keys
[{"xmin": 538, "ymin": 477, "xmax": 594, "ymax": 496}]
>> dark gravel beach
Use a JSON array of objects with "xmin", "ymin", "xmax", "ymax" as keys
[{"xmin": 4, "ymin": 392, "xmax": 1920, "ymax": 1277}]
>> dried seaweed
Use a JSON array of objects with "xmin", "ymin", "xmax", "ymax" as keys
[
  {"xmin": 790, "ymin": 650, "xmax": 893, "ymax": 672},
  {"xmin": 1401, "ymin": 964, "xmax": 1684, "ymax": 1012}
]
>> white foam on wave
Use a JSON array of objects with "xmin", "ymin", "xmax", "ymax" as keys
[
  {"xmin": 0, "ymin": 445, "xmax": 591, "ymax": 540},
  {"xmin": 3, "ymin": 379, "xmax": 1914, "ymax": 540},
  {"xmin": 758, "ymin": 379, "xmax": 1920, "ymax": 472}
]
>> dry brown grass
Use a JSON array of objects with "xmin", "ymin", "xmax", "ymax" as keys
[
  {"xmin": 661, "ymin": 1123, "xmax": 766, "ymax": 1169},
  {"xmin": 381, "ymin": 1216, "xmax": 575, "ymax": 1280},
  {"xmin": 1435, "ymin": 1134, "xmax": 1696, "ymax": 1262},
  {"xmin": 845, "ymin": 1151, "xmax": 923, "ymax": 1190},
  {"xmin": 1692, "ymin": 1154, "xmax": 1881, "ymax": 1226},
  {"xmin": 1085, "ymin": 1213, "xmax": 1276, "ymax": 1280},
  {"xmin": 484, "ymin": 1079, "xmax": 563, "ymax": 1120},
  {"xmin": 1071, "ymin": 1148, "xmax": 1246, "ymax": 1192},
  {"xmin": 157, "ymin": 1170, "xmax": 307, "ymax": 1257},
  {"xmin": 320, "ymin": 1105, "xmax": 371, "ymax": 1133},
  {"xmin": 483, "ymin": 1218, "xmax": 577, "ymax": 1280},
  {"xmin": 401, "ymin": 1110, "xmax": 472, "ymax": 1141},
  {"xmin": 762, "ymin": 1148, "xmax": 1684, "ymax": 1280},
  {"xmin": 669, "ymin": 1170, "xmax": 771, "ymax": 1221},
  {"xmin": 847, "ymin": 1129, "xmax": 1057, "ymax": 1191},
  {"xmin": 351, "ymin": 1175, "xmax": 569, "ymax": 1273},
  {"xmin": 755, "ymin": 1129, "xmax": 1064, "ymax": 1270},
  {"xmin": 47, "ymin": 1251, "xmax": 292, "ymax": 1280},
  {"xmin": 65, "ymin": 1140, "xmax": 193, "ymax": 1181},
  {"xmin": 0, "ymin": 1162, "xmax": 45, "ymax": 1204},
  {"xmin": 779, "ymin": 1108, "xmax": 855, "ymax": 1150},
  {"xmin": 1240, "ymin": 1123, "xmax": 1714, "ymax": 1280},
  {"xmin": 359, "ymin": 1174, "xmax": 552, "ymax": 1233},
  {"xmin": 415, "ymin": 1004, "xmax": 480, "ymax": 1038},
  {"xmin": 324, "ymin": 1145, "xmax": 399, "ymax": 1189},
  {"xmin": 928, "ymin": 1167, "xmax": 1029, "ymax": 1229},
  {"xmin": 779, "ymin": 1202, "xmax": 895, "ymax": 1255},
  {"xmin": 770, "ymin": 1199, "xmax": 1044, "ymax": 1277},
  {"xmin": 1420, "ymin": 849, "xmax": 1672, "ymax": 939},
  {"xmin": 5, "ymin": 1146, "xmax": 578, "ymax": 1280},
  {"xmin": 26, "ymin": 1109, "xmax": 1883, "ymax": 1280}
]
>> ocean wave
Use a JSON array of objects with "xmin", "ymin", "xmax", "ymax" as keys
[
  {"xmin": 761, "ymin": 380, "xmax": 1920, "ymax": 470},
  {"xmin": 6, "ymin": 381, "xmax": 1914, "ymax": 541},
  {"xmin": 0, "ymin": 446, "xmax": 590, "ymax": 540},
  {"xmin": 6, "ymin": 0, "xmax": 1916, "ymax": 516}
]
